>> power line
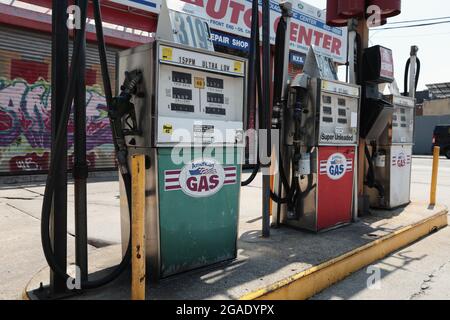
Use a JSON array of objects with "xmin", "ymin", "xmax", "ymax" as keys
[
  {"xmin": 373, "ymin": 20, "xmax": 450, "ymax": 30},
  {"xmin": 386, "ymin": 16, "xmax": 450, "ymax": 25},
  {"xmin": 372, "ymin": 31, "xmax": 450, "ymax": 39}
]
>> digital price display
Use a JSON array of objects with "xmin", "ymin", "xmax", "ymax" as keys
[
  {"xmin": 207, "ymin": 92, "xmax": 224, "ymax": 104},
  {"xmin": 171, "ymin": 103, "xmax": 195, "ymax": 113},
  {"xmin": 207, "ymin": 77, "xmax": 224, "ymax": 89},
  {"xmin": 172, "ymin": 71, "xmax": 192, "ymax": 84},
  {"xmin": 206, "ymin": 107, "xmax": 226, "ymax": 115},
  {"xmin": 173, "ymin": 88, "xmax": 192, "ymax": 100}
]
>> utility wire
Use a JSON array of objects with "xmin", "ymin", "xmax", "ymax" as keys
[
  {"xmin": 386, "ymin": 16, "xmax": 450, "ymax": 25},
  {"xmin": 372, "ymin": 31, "xmax": 450, "ymax": 39},
  {"xmin": 373, "ymin": 20, "xmax": 450, "ymax": 30}
]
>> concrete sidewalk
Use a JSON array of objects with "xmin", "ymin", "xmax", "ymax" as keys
[
  {"xmin": 312, "ymin": 225, "xmax": 450, "ymax": 300},
  {"xmin": 0, "ymin": 178, "xmax": 116, "ymax": 300},
  {"xmin": 24, "ymin": 199, "xmax": 447, "ymax": 300},
  {"xmin": 1, "ymin": 158, "xmax": 448, "ymax": 300}
]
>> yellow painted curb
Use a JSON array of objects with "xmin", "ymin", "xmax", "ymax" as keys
[{"xmin": 240, "ymin": 210, "xmax": 448, "ymax": 300}]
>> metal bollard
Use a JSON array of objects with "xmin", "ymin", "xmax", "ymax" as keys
[
  {"xmin": 430, "ymin": 147, "xmax": 440, "ymax": 206},
  {"xmin": 131, "ymin": 154, "xmax": 146, "ymax": 300}
]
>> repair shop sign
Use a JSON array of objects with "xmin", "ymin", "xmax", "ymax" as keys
[{"xmin": 110, "ymin": 0, "xmax": 347, "ymax": 64}]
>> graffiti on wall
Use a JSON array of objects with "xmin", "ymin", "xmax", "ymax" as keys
[{"xmin": 0, "ymin": 77, "xmax": 115, "ymax": 174}]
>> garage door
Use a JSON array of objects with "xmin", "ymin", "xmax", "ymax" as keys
[{"xmin": 0, "ymin": 25, "xmax": 119, "ymax": 175}]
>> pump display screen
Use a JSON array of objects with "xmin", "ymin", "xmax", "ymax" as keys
[
  {"xmin": 207, "ymin": 77, "xmax": 224, "ymax": 89},
  {"xmin": 173, "ymin": 88, "xmax": 193, "ymax": 100},
  {"xmin": 323, "ymin": 96, "xmax": 332, "ymax": 104},
  {"xmin": 172, "ymin": 71, "xmax": 192, "ymax": 84},
  {"xmin": 156, "ymin": 45, "xmax": 245, "ymax": 146},
  {"xmin": 206, "ymin": 107, "xmax": 226, "ymax": 115},
  {"xmin": 323, "ymin": 106, "xmax": 332, "ymax": 115},
  {"xmin": 207, "ymin": 93, "xmax": 224, "ymax": 104},
  {"xmin": 317, "ymin": 80, "xmax": 360, "ymax": 146},
  {"xmin": 171, "ymin": 103, "xmax": 195, "ymax": 112}
]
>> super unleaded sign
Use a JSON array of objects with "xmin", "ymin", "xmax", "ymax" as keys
[{"xmin": 110, "ymin": 0, "xmax": 348, "ymax": 64}]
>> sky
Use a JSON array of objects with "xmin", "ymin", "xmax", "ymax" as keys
[{"xmin": 311, "ymin": 0, "xmax": 450, "ymax": 91}]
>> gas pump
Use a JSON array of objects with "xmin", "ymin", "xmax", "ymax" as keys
[
  {"xmin": 366, "ymin": 94, "xmax": 415, "ymax": 208},
  {"xmin": 273, "ymin": 47, "xmax": 361, "ymax": 232},
  {"xmin": 118, "ymin": 2, "xmax": 247, "ymax": 280},
  {"xmin": 365, "ymin": 46, "xmax": 420, "ymax": 209}
]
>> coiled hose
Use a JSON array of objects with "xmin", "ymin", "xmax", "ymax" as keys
[{"xmin": 40, "ymin": 0, "xmax": 132, "ymax": 290}]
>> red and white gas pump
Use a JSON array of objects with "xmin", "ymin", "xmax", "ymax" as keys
[{"xmin": 272, "ymin": 47, "xmax": 361, "ymax": 232}]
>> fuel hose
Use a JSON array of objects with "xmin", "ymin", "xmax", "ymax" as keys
[
  {"xmin": 241, "ymin": 0, "xmax": 262, "ymax": 187},
  {"xmin": 40, "ymin": 0, "xmax": 132, "ymax": 290},
  {"xmin": 403, "ymin": 57, "xmax": 421, "ymax": 96}
]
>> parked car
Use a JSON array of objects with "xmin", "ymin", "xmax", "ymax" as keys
[{"xmin": 432, "ymin": 125, "xmax": 450, "ymax": 159}]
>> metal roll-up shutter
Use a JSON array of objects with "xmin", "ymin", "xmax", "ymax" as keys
[{"xmin": 0, "ymin": 25, "xmax": 119, "ymax": 175}]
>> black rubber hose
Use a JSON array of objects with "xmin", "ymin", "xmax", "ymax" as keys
[
  {"xmin": 416, "ymin": 58, "xmax": 421, "ymax": 91},
  {"xmin": 403, "ymin": 58, "xmax": 410, "ymax": 96},
  {"xmin": 270, "ymin": 157, "xmax": 297, "ymax": 205},
  {"xmin": 403, "ymin": 57, "xmax": 421, "ymax": 96},
  {"xmin": 261, "ymin": 0, "xmax": 272, "ymax": 237},
  {"xmin": 41, "ymin": 0, "xmax": 88, "ymax": 287},
  {"xmin": 241, "ymin": 164, "xmax": 260, "ymax": 187},
  {"xmin": 41, "ymin": 0, "xmax": 131, "ymax": 290},
  {"xmin": 241, "ymin": 0, "xmax": 261, "ymax": 188},
  {"xmin": 272, "ymin": 11, "xmax": 287, "ymax": 220},
  {"xmin": 273, "ymin": 16, "xmax": 286, "ymax": 106},
  {"xmin": 261, "ymin": 0, "xmax": 271, "ymax": 155},
  {"xmin": 245, "ymin": 0, "xmax": 258, "ymax": 133}
]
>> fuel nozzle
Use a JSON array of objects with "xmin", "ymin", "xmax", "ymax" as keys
[
  {"xmin": 293, "ymin": 100, "xmax": 303, "ymax": 121},
  {"xmin": 120, "ymin": 70, "xmax": 143, "ymax": 98},
  {"xmin": 272, "ymin": 101, "xmax": 283, "ymax": 129},
  {"xmin": 109, "ymin": 69, "xmax": 143, "ymax": 137}
]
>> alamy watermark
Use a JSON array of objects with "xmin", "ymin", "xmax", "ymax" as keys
[
  {"xmin": 66, "ymin": 5, "xmax": 82, "ymax": 30},
  {"xmin": 366, "ymin": 265, "xmax": 382, "ymax": 290},
  {"xmin": 169, "ymin": 128, "xmax": 280, "ymax": 172},
  {"xmin": 66, "ymin": 265, "xmax": 82, "ymax": 290},
  {"xmin": 367, "ymin": 5, "xmax": 386, "ymax": 28}
]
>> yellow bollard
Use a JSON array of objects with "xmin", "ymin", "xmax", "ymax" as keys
[
  {"xmin": 430, "ymin": 147, "xmax": 440, "ymax": 206},
  {"xmin": 131, "ymin": 154, "xmax": 146, "ymax": 300}
]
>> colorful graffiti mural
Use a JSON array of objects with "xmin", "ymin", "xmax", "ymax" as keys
[{"xmin": 0, "ymin": 77, "xmax": 115, "ymax": 174}]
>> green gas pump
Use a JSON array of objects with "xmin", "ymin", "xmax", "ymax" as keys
[{"xmin": 118, "ymin": 2, "xmax": 247, "ymax": 280}]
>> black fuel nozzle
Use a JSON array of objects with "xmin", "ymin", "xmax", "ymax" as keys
[
  {"xmin": 293, "ymin": 101, "xmax": 303, "ymax": 121},
  {"xmin": 271, "ymin": 101, "xmax": 283, "ymax": 129},
  {"xmin": 121, "ymin": 70, "xmax": 143, "ymax": 98},
  {"xmin": 109, "ymin": 69, "xmax": 143, "ymax": 137}
]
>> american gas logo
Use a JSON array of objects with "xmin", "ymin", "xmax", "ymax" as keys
[
  {"xmin": 392, "ymin": 151, "xmax": 411, "ymax": 168},
  {"xmin": 164, "ymin": 159, "xmax": 237, "ymax": 198},
  {"xmin": 320, "ymin": 153, "xmax": 353, "ymax": 181}
]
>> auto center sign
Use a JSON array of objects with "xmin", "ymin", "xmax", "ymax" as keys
[{"xmin": 110, "ymin": 0, "xmax": 348, "ymax": 64}]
